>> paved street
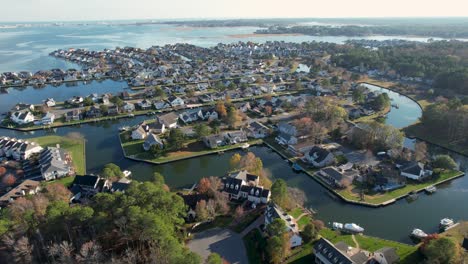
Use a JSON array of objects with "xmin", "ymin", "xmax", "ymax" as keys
[{"xmin": 188, "ymin": 228, "xmax": 248, "ymax": 264}]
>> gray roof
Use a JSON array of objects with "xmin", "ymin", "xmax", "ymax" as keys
[
  {"xmin": 375, "ymin": 247, "xmax": 399, "ymax": 264},
  {"xmin": 314, "ymin": 238, "xmax": 353, "ymax": 264},
  {"xmin": 309, "ymin": 146, "xmax": 332, "ymax": 163}
]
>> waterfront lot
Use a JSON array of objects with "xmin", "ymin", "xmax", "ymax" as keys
[
  {"xmin": 188, "ymin": 228, "xmax": 248, "ymax": 264},
  {"xmin": 30, "ymin": 135, "xmax": 86, "ymax": 185}
]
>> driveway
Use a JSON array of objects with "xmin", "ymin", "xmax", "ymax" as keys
[{"xmin": 188, "ymin": 228, "xmax": 248, "ymax": 264}]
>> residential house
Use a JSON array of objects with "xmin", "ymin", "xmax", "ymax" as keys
[
  {"xmin": 41, "ymin": 112, "xmax": 55, "ymax": 125},
  {"xmin": 373, "ymin": 247, "xmax": 399, "ymax": 264},
  {"xmin": 277, "ymin": 122, "xmax": 297, "ymax": 136},
  {"xmin": 12, "ymin": 103, "xmax": 35, "ymax": 112},
  {"xmin": 108, "ymin": 105, "xmax": 119, "ymax": 115},
  {"xmin": 180, "ymin": 193, "xmax": 210, "ymax": 221},
  {"xmin": 154, "ymin": 100, "xmax": 170, "ymax": 110},
  {"xmin": 0, "ymin": 180, "xmax": 41, "ymax": 207},
  {"xmin": 224, "ymin": 130, "xmax": 248, "ymax": 144},
  {"xmin": 44, "ymin": 98, "xmax": 56, "ymax": 107},
  {"xmin": 158, "ymin": 112, "xmax": 179, "ymax": 128},
  {"xmin": 201, "ymin": 108, "xmax": 219, "ymax": 121},
  {"xmin": 101, "ymin": 94, "xmax": 110, "ymax": 105},
  {"xmin": 0, "ymin": 137, "xmax": 43, "ymax": 160},
  {"xmin": 10, "ymin": 111, "xmax": 34, "ymax": 125},
  {"xmin": 221, "ymin": 170, "xmax": 270, "ymax": 204},
  {"xmin": 304, "ymin": 146, "xmax": 335, "ymax": 168},
  {"xmin": 109, "ymin": 182, "xmax": 131, "ymax": 193},
  {"xmin": 179, "ymin": 109, "xmax": 202, "ymax": 124},
  {"xmin": 65, "ymin": 109, "xmax": 82, "ymax": 122},
  {"xmin": 122, "ymin": 102, "xmax": 135, "ymax": 112},
  {"xmin": 86, "ymin": 106, "xmax": 102, "ymax": 118},
  {"xmin": 203, "ymin": 134, "xmax": 226, "ymax": 149},
  {"xmin": 400, "ymin": 162, "xmax": 433, "ymax": 181},
  {"xmin": 39, "ymin": 146, "xmax": 73, "ymax": 181},
  {"xmin": 317, "ymin": 167, "xmax": 358, "ymax": 188},
  {"xmin": 143, "ymin": 133, "xmax": 164, "ymax": 151},
  {"xmin": 137, "ymin": 99, "xmax": 153, "ymax": 110},
  {"xmin": 245, "ymin": 121, "xmax": 270, "ymax": 139},
  {"xmin": 167, "ymin": 95, "xmax": 185, "ymax": 107},
  {"xmin": 275, "ymin": 133, "xmax": 298, "ymax": 145},
  {"xmin": 314, "ymin": 238, "xmax": 370, "ymax": 264},
  {"xmin": 131, "ymin": 125, "xmax": 148, "ymax": 140},
  {"xmin": 68, "ymin": 96, "xmax": 84, "ymax": 105},
  {"xmin": 265, "ymin": 203, "xmax": 302, "ymax": 248},
  {"xmin": 70, "ymin": 175, "xmax": 107, "ymax": 201}
]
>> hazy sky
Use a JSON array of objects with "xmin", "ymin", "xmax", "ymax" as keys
[{"xmin": 3, "ymin": 0, "xmax": 468, "ymax": 22}]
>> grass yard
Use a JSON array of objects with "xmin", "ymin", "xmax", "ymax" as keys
[
  {"xmin": 337, "ymin": 170, "xmax": 464, "ymax": 205},
  {"xmin": 30, "ymin": 135, "xmax": 86, "ymax": 175},
  {"xmin": 288, "ymin": 207, "xmax": 304, "ymax": 219}
]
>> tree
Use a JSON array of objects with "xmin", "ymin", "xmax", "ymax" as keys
[
  {"xmin": 99, "ymin": 104, "xmax": 108, "ymax": 114},
  {"xmin": 422, "ymin": 237, "xmax": 461, "ymax": 264},
  {"xmin": 266, "ymin": 218, "xmax": 286, "ymax": 237},
  {"xmin": 371, "ymin": 93, "xmax": 391, "ymax": 111},
  {"xmin": 264, "ymin": 106, "xmax": 273, "ymax": 116},
  {"xmin": 149, "ymin": 144, "xmax": 164, "ymax": 158},
  {"xmin": 2, "ymin": 174, "xmax": 16, "ymax": 186},
  {"xmin": 154, "ymin": 86, "xmax": 166, "ymax": 98},
  {"xmin": 110, "ymin": 96, "xmax": 124, "ymax": 107},
  {"xmin": 206, "ymin": 253, "xmax": 223, "ymax": 264},
  {"xmin": 234, "ymin": 206, "xmax": 244, "ymax": 222},
  {"xmin": 101, "ymin": 163, "xmax": 124, "ymax": 179},
  {"xmin": 197, "ymin": 178, "xmax": 211, "ymax": 194},
  {"xmin": 194, "ymin": 124, "xmax": 212, "ymax": 139},
  {"xmin": 0, "ymin": 167, "xmax": 6, "ymax": 176},
  {"xmin": 352, "ymin": 86, "xmax": 366, "ymax": 104},
  {"xmin": 195, "ymin": 200, "xmax": 209, "ymax": 222},
  {"xmin": 168, "ymin": 128, "xmax": 186, "ymax": 150},
  {"xmin": 229, "ymin": 153, "xmax": 242, "ymax": 170},
  {"xmin": 271, "ymin": 180, "xmax": 289, "ymax": 209},
  {"xmin": 215, "ymin": 101, "xmax": 227, "ymax": 118},
  {"xmin": 226, "ymin": 106, "xmax": 240, "ymax": 128},
  {"xmin": 302, "ymin": 223, "xmax": 317, "ymax": 243},
  {"xmin": 433, "ymin": 155, "xmax": 457, "ymax": 170},
  {"xmin": 266, "ymin": 233, "xmax": 290, "ymax": 264},
  {"xmin": 45, "ymin": 183, "xmax": 72, "ymax": 202},
  {"xmin": 83, "ymin": 97, "xmax": 94, "ymax": 106},
  {"xmin": 414, "ymin": 142, "xmax": 428, "ymax": 162},
  {"xmin": 351, "ymin": 73, "xmax": 360, "ymax": 81}
]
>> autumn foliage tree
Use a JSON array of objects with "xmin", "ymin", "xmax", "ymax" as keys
[
  {"xmin": 215, "ymin": 101, "xmax": 227, "ymax": 118},
  {"xmin": 0, "ymin": 167, "xmax": 6, "ymax": 176},
  {"xmin": 197, "ymin": 178, "xmax": 211, "ymax": 194},
  {"xmin": 2, "ymin": 174, "xmax": 16, "ymax": 186}
]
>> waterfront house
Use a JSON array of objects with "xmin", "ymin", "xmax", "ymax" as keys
[
  {"xmin": 10, "ymin": 111, "xmax": 34, "ymax": 125},
  {"xmin": 137, "ymin": 99, "xmax": 153, "ymax": 110},
  {"xmin": 68, "ymin": 96, "xmax": 84, "ymax": 106},
  {"xmin": 65, "ymin": 109, "xmax": 82, "ymax": 122},
  {"xmin": 0, "ymin": 180, "xmax": 41, "ymax": 208},
  {"xmin": 143, "ymin": 133, "xmax": 164, "ymax": 151},
  {"xmin": 399, "ymin": 161, "xmax": 433, "ymax": 181},
  {"xmin": 277, "ymin": 122, "xmax": 298, "ymax": 136},
  {"xmin": 314, "ymin": 238, "xmax": 364, "ymax": 264},
  {"xmin": 109, "ymin": 181, "xmax": 131, "ymax": 193},
  {"xmin": 101, "ymin": 94, "xmax": 110, "ymax": 105},
  {"xmin": 12, "ymin": 103, "xmax": 35, "ymax": 112},
  {"xmin": 0, "ymin": 137, "xmax": 43, "ymax": 160},
  {"xmin": 275, "ymin": 132, "xmax": 298, "ymax": 145},
  {"xmin": 154, "ymin": 100, "xmax": 170, "ymax": 110},
  {"xmin": 70, "ymin": 175, "xmax": 107, "ymax": 201},
  {"xmin": 158, "ymin": 112, "xmax": 179, "ymax": 128},
  {"xmin": 107, "ymin": 105, "xmax": 119, "ymax": 115},
  {"xmin": 41, "ymin": 112, "xmax": 55, "ymax": 125},
  {"xmin": 86, "ymin": 106, "xmax": 102, "ymax": 118},
  {"xmin": 180, "ymin": 193, "xmax": 210, "ymax": 221},
  {"xmin": 265, "ymin": 203, "xmax": 302, "ymax": 248},
  {"xmin": 131, "ymin": 125, "xmax": 148, "ymax": 140},
  {"xmin": 245, "ymin": 121, "xmax": 270, "ymax": 139},
  {"xmin": 39, "ymin": 146, "xmax": 73, "ymax": 181},
  {"xmin": 304, "ymin": 146, "xmax": 335, "ymax": 168},
  {"xmin": 221, "ymin": 170, "xmax": 270, "ymax": 204},
  {"xmin": 224, "ymin": 130, "xmax": 248, "ymax": 144},
  {"xmin": 317, "ymin": 167, "xmax": 358, "ymax": 188},
  {"xmin": 44, "ymin": 98, "xmax": 56, "ymax": 107},
  {"xmin": 203, "ymin": 134, "xmax": 226, "ymax": 149},
  {"xmin": 122, "ymin": 102, "xmax": 135, "ymax": 112}
]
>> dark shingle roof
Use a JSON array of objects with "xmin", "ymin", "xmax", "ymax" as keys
[
  {"xmin": 309, "ymin": 146, "xmax": 331, "ymax": 163},
  {"xmin": 314, "ymin": 238, "xmax": 353, "ymax": 264},
  {"xmin": 375, "ymin": 247, "xmax": 399, "ymax": 264},
  {"xmin": 72, "ymin": 175, "xmax": 100, "ymax": 187}
]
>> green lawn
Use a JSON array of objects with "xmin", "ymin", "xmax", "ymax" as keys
[
  {"xmin": 243, "ymin": 228, "xmax": 267, "ymax": 264},
  {"xmin": 297, "ymin": 216, "xmax": 312, "ymax": 230},
  {"xmin": 288, "ymin": 207, "xmax": 304, "ymax": 219},
  {"xmin": 337, "ymin": 170, "xmax": 464, "ymax": 205},
  {"xmin": 30, "ymin": 135, "xmax": 86, "ymax": 175},
  {"xmin": 120, "ymin": 131, "xmax": 262, "ymax": 164}
]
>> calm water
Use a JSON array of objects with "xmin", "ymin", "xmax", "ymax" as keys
[
  {"xmin": 0, "ymin": 23, "xmax": 467, "ymax": 243},
  {"xmin": 0, "ymin": 79, "xmax": 128, "ymax": 113},
  {"xmin": 1, "ymin": 22, "xmax": 463, "ymax": 72}
]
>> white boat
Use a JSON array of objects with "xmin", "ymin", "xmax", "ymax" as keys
[
  {"xmin": 241, "ymin": 143, "xmax": 250, "ymax": 149},
  {"xmin": 440, "ymin": 218, "xmax": 454, "ymax": 228},
  {"xmin": 332, "ymin": 222, "xmax": 343, "ymax": 230},
  {"xmin": 344, "ymin": 223, "xmax": 364, "ymax": 233},
  {"xmin": 123, "ymin": 170, "xmax": 132, "ymax": 178},
  {"xmin": 425, "ymin": 186, "xmax": 437, "ymax": 194},
  {"xmin": 411, "ymin": 228, "xmax": 428, "ymax": 239}
]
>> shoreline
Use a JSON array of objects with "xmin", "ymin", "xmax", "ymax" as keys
[{"xmin": 228, "ymin": 33, "xmax": 304, "ymax": 38}]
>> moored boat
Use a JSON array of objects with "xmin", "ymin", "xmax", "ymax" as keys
[
  {"xmin": 440, "ymin": 218, "xmax": 454, "ymax": 229},
  {"xmin": 411, "ymin": 228, "xmax": 428, "ymax": 239},
  {"xmin": 344, "ymin": 223, "xmax": 364, "ymax": 233},
  {"xmin": 425, "ymin": 186, "xmax": 437, "ymax": 194},
  {"xmin": 332, "ymin": 222, "xmax": 343, "ymax": 230}
]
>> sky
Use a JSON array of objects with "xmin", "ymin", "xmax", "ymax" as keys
[{"xmin": 2, "ymin": 0, "xmax": 468, "ymax": 22}]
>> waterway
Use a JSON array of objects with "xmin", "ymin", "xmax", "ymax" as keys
[{"xmin": 0, "ymin": 82, "xmax": 466, "ymax": 243}]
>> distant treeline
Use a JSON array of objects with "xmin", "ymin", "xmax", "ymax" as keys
[
  {"xmin": 330, "ymin": 41, "xmax": 468, "ymax": 95},
  {"xmin": 255, "ymin": 25, "xmax": 468, "ymax": 39}
]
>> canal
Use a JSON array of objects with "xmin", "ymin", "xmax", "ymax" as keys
[{"xmin": 0, "ymin": 83, "xmax": 466, "ymax": 244}]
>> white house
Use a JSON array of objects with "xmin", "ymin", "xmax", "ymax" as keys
[
  {"xmin": 131, "ymin": 125, "xmax": 147, "ymax": 140},
  {"xmin": 265, "ymin": 203, "xmax": 302, "ymax": 248},
  {"xmin": 275, "ymin": 133, "xmax": 298, "ymax": 145},
  {"xmin": 44, "ymin": 98, "xmax": 56, "ymax": 107},
  {"xmin": 400, "ymin": 162, "xmax": 433, "ymax": 181},
  {"xmin": 10, "ymin": 111, "xmax": 34, "ymax": 125},
  {"xmin": 221, "ymin": 170, "xmax": 270, "ymax": 204},
  {"xmin": 41, "ymin": 112, "xmax": 55, "ymax": 125},
  {"xmin": 168, "ymin": 96, "xmax": 185, "ymax": 107},
  {"xmin": 143, "ymin": 133, "xmax": 164, "ymax": 151},
  {"xmin": 158, "ymin": 112, "xmax": 179, "ymax": 128},
  {"xmin": 39, "ymin": 146, "xmax": 73, "ymax": 181},
  {"xmin": 304, "ymin": 146, "xmax": 335, "ymax": 168},
  {"xmin": 154, "ymin": 100, "xmax": 170, "ymax": 110},
  {"xmin": 0, "ymin": 137, "xmax": 43, "ymax": 160},
  {"xmin": 122, "ymin": 102, "xmax": 135, "ymax": 112}
]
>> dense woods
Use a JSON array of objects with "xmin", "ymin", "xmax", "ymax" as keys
[{"xmin": 0, "ymin": 175, "xmax": 200, "ymax": 264}]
